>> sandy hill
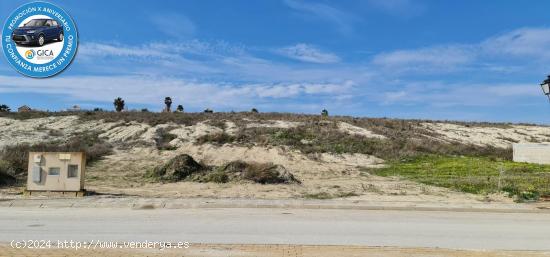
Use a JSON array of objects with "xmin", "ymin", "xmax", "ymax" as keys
[{"xmin": 1, "ymin": 112, "xmax": 549, "ymax": 202}]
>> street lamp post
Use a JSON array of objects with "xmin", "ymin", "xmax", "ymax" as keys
[{"xmin": 541, "ymin": 75, "xmax": 550, "ymax": 102}]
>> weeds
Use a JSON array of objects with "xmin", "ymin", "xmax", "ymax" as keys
[
  {"xmin": 196, "ymin": 133, "xmax": 236, "ymax": 146},
  {"xmin": 154, "ymin": 127, "xmax": 178, "ymax": 150},
  {"xmin": 212, "ymin": 122, "xmax": 513, "ymax": 161},
  {"xmin": 369, "ymin": 155, "xmax": 550, "ymax": 202}
]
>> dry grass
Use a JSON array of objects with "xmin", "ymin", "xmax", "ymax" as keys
[
  {"xmin": 147, "ymin": 155, "xmax": 299, "ymax": 185},
  {"xmin": 197, "ymin": 121, "xmax": 512, "ymax": 161},
  {"xmin": 0, "ymin": 133, "xmax": 112, "ymax": 183}
]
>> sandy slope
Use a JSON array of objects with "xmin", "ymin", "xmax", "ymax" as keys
[
  {"xmin": 0, "ymin": 116, "xmax": 537, "ymax": 203},
  {"xmin": 422, "ymin": 122, "xmax": 550, "ymax": 148}
]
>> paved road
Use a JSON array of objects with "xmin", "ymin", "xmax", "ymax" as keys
[{"xmin": 1, "ymin": 207, "xmax": 549, "ymax": 251}]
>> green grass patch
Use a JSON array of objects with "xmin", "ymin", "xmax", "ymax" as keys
[{"xmin": 369, "ymin": 155, "xmax": 550, "ymax": 202}]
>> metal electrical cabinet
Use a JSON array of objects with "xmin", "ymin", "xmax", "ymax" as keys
[{"xmin": 26, "ymin": 152, "xmax": 86, "ymax": 192}]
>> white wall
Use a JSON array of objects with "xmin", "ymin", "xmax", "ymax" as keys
[{"xmin": 513, "ymin": 143, "xmax": 550, "ymax": 165}]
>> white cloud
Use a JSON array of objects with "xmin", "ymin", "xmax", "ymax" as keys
[
  {"xmin": 150, "ymin": 13, "xmax": 196, "ymax": 39},
  {"xmin": 0, "ymin": 75, "xmax": 355, "ymax": 111},
  {"xmin": 372, "ymin": 45, "xmax": 475, "ymax": 70},
  {"xmin": 276, "ymin": 43, "xmax": 340, "ymax": 63},
  {"xmin": 78, "ymin": 42, "xmax": 171, "ymax": 59},
  {"xmin": 75, "ymin": 41, "xmax": 365, "ymax": 84},
  {"xmin": 283, "ymin": 0, "xmax": 358, "ymax": 34},
  {"xmin": 381, "ymin": 82, "xmax": 539, "ymax": 107},
  {"xmin": 482, "ymin": 28, "xmax": 550, "ymax": 59},
  {"xmin": 372, "ymin": 27, "xmax": 550, "ymax": 74}
]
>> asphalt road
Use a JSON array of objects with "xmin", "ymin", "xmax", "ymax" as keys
[{"xmin": 1, "ymin": 207, "xmax": 549, "ymax": 250}]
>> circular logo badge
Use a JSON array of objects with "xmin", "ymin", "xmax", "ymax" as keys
[{"xmin": 2, "ymin": 1, "xmax": 78, "ymax": 78}]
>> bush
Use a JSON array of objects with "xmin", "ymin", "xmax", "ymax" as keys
[
  {"xmin": 155, "ymin": 128, "xmax": 178, "ymax": 150},
  {"xmin": 147, "ymin": 154, "xmax": 204, "ymax": 182},
  {"xmin": 221, "ymin": 161, "xmax": 300, "ymax": 184},
  {"xmin": 0, "ymin": 171, "xmax": 15, "ymax": 187},
  {"xmin": 0, "ymin": 160, "xmax": 16, "ymax": 187},
  {"xmin": 0, "ymin": 133, "xmax": 112, "ymax": 178},
  {"xmin": 148, "ymin": 156, "xmax": 299, "ymax": 184},
  {"xmin": 194, "ymin": 170, "xmax": 229, "ymax": 183},
  {"xmin": 196, "ymin": 133, "xmax": 235, "ymax": 146}
]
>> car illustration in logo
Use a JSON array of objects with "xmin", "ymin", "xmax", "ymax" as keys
[{"xmin": 11, "ymin": 19, "xmax": 63, "ymax": 47}]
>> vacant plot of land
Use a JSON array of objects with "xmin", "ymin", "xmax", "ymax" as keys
[
  {"xmin": 1, "ymin": 112, "xmax": 550, "ymax": 203},
  {"xmin": 370, "ymin": 155, "xmax": 550, "ymax": 201}
]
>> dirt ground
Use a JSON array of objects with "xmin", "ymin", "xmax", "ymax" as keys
[{"xmin": 1, "ymin": 244, "xmax": 548, "ymax": 257}]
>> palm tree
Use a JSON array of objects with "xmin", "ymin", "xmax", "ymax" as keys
[
  {"xmin": 321, "ymin": 109, "xmax": 328, "ymax": 117},
  {"xmin": 113, "ymin": 97, "xmax": 125, "ymax": 112},
  {"xmin": 0, "ymin": 104, "xmax": 10, "ymax": 113},
  {"xmin": 164, "ymin": 97, "xmax": 172, "ymax": 112},
  {"xmin": 176, "ymin": 105, "xmax": 184, "ymax": 112}
]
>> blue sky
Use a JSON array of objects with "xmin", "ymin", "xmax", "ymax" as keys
[{"xmin": 1, "ymin": 0, "xmax": 550, "ymax": 123}]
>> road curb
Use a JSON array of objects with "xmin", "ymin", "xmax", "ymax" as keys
[{"xmin": 1, "ymin": 198, "xmax": 549, "ymax": 213}]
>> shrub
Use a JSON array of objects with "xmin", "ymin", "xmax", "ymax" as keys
[
  {"xmin": 242, "ymin": 163, "xmax": 285, "ymax": 184},
  {"xmin": 195, "ymin": 170, "xmax": 229, "ymax": 183},
  {"xmin": 0, "ymin": 170, "xmax": 15, "ymax": 187},
  {"xmin": 147, "ymin": 154, "xmax": 204, "ymax": 182},
  {"xmin": 154, "ymin": 128, "xmax": 178, "ymax": 150},
  {"xmin": 222, "ymin": 161, "xmax": 300, "ymax": 184},
  {"xmin": 0, "ymin": 104, "xmax": 10, "ymax": 113},
  {"xmin": 149, "ymin": 156, "xmax": 299, "ymax": 184},
  {"xmin": 0, "ymin": 133, "xmax": 112, "ymax": 177},
  {"xmin": 0, "ymin": 160, "xmax": 16, "ymax": 186},
  {"xmin": 196, "ymin": 133, "xmax": 235, "ymax": 146}
]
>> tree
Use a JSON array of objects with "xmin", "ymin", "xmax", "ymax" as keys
[
  {"xmin": 251, "ymin": 108, "xmax": 259, "ymax": 113},
  {"xmin": 321, "ymin": 109, "xmax": 328, "ymax": 117},
  {"xmin": 164, "ymin": 97, "xmax": 172, "ymax": 112},
  {"xmin": 176, "ymin": 105, "xmax": 184, "ymax": 112},
  {"xmin": 0, "ymin": 104, "xmax": 10, "ymax": 113},
  {"xmin": 204, "ymin": 108, "xmax": 213, "ymax": 113},
  {"xmin": 113, "ymin": 97, "xmax": 125, "ymax": 112}
]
